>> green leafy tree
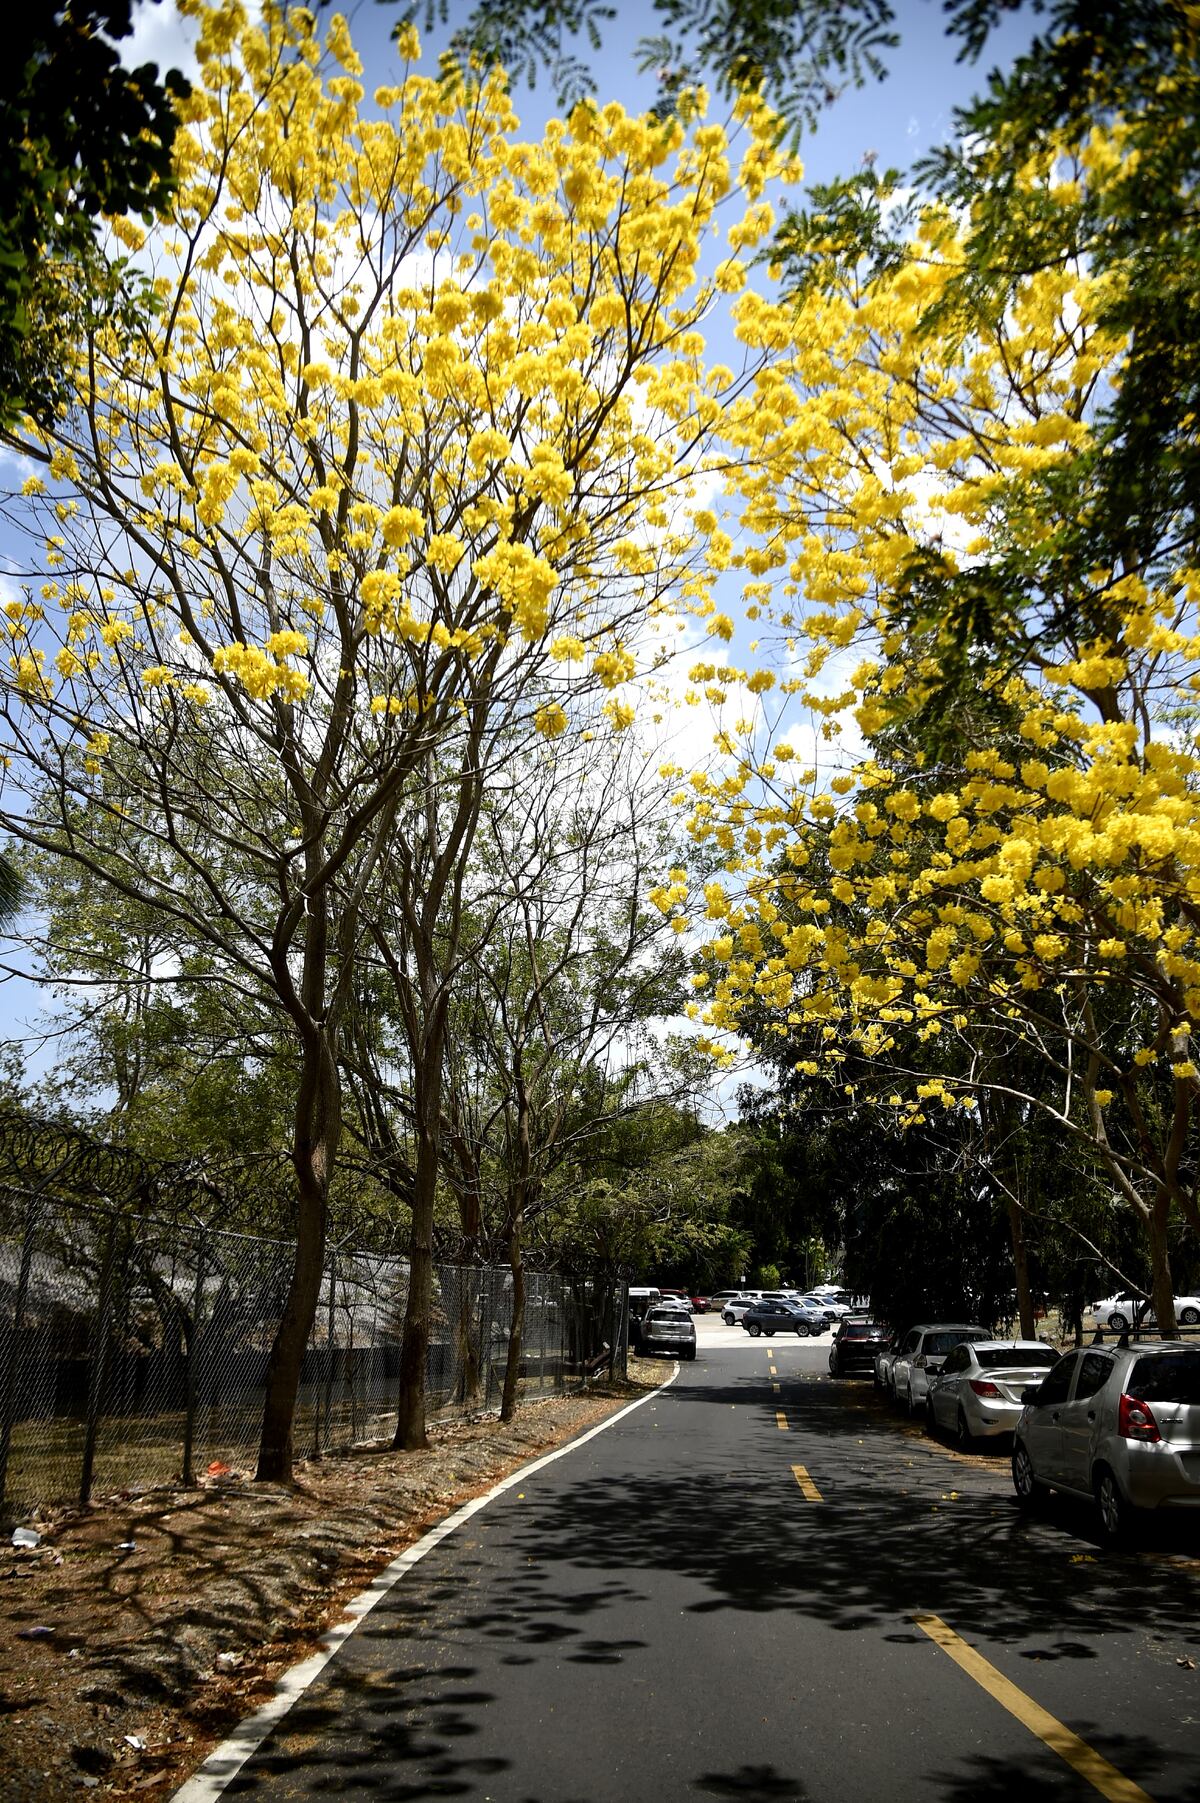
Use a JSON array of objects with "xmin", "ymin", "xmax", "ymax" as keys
[{"xmin": 2, "ymin": 1, "xmax": 187, "ymax": 427}]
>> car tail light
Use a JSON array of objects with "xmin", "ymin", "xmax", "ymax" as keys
[
  {"xmin": 1118, "ymin": 1393, "xmax": 1161, "ymax": 1443},
  {"xmin": 969, "ymin": 1379, "xmax": 1001, "ymax": 1399}
]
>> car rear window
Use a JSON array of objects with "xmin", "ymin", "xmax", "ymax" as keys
[
  {"xmin": 842, "ymin": 1323, "xmax": 882, "ymax": 1339},
  {"xmin": 925, "ymin": 1331, "xmax": 987, "ymax": 1355},
  {"xmin": 1127, "ymin": 1351, "xmax": 1200, "ymax": 1403},
  {"xmin": 978, "ymin": 1349, "xmax": 1059, "ymax": 1370}
]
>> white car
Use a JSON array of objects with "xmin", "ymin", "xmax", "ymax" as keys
[
  {"xmin": 927, "ymin": 1340, "xmax": 1060, "ymax": 1445},
  {"xmin": 721, "ymin": 1294, "xmax": 763, "ymax": 1324},
  {"xmin": 801, "ymin": 1294, "xmax": 850, "ymax": 1322},
  {"xmin": 890, "ymin": 1324, "xmax": 991, "ymax": 1414},
  {"xmin": 1091, "ymin": 1294, "xmax": 1200, "ymax": 1331}
]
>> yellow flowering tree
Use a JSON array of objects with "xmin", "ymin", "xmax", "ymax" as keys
[
  {"xmin": 0, "ymin": 2, "xmax": 796, "ymax": 1471},
  {"xmin": 676, "ymin": 129, "xmax": 1200, "ymax": 1329}
]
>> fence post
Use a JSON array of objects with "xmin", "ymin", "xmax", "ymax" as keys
[
  {"xmin": 321, "ymin": 1254, "xmax": 337, "ymax": 1457},
  {"xmin": 0, "ymin": 1198, "xmax": 42, "ymax": 1517},
  {"xmin": 79, "ymin": 1222, "xmax": 121, "ymax": 1507},
  {"xmin": 479, "ymin": 1269, "xmax": 492, "ymax": 1409},
  {"xmin": 180, "ymin": 1235, "xmax": 207, "ymax": 1487}
]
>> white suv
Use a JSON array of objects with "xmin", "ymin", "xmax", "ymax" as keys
[{"xmin": 720, "ymin": 1293, "xmax": 763, "ymax": 1324}]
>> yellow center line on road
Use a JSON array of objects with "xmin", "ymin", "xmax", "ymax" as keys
[
  {"xmin": 772, "ymin": 1382, "xmax": 781, "ymax": 1393},
  {"xmin": 775, "ymin": 1410, "xmax": 789, "ymax": 1431},
  {"xmin": 914, "ymin": 1614, "xmax": 1156, "ymax": 1803},
  {"xmin": 791, "ymin": 1464, "xmax": 823, "ymax": 1501}
]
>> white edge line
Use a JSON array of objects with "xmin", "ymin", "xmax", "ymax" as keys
[{"xmin": 170, "ymin": 1364, "xmax": 680, "ymax": 1802}]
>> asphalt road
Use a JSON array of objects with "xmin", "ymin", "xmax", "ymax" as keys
[{"xmin": 212, "ymin": 1318, "xmax": 1200, "ymax": 1802}]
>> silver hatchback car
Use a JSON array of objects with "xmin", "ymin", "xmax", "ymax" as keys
[{"xmin": 1012, "ymin": 1342, "xmax": 1200, "ymax": 1541}]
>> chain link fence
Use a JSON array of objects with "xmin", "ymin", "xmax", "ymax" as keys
[{"xmin": 0, "ymin": 1192, "xmax": 623, "ymax": 1519}]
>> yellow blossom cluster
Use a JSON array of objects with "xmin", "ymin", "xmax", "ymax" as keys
[
  {"xmin": 671, "ymin": 125, "xmax": 1200, "ymax": 1171},
  {"xmin": 3, "ymin": 0, "xmax": 800, "ymax": 764}
]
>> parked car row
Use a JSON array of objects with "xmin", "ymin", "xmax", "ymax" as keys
[
  {"xmin": 860, "ymin": 1317, "xmax": 1200, "ymax": 1543},
  {"xmin": 735, "ymin": 1297, "xmax": 831, "ymax": 1337},
  {"xmin": 723, "ymin": 1289, "xmax": 856, "ymax": 1332}
]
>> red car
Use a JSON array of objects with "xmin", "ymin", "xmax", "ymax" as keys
[{"xmin": 690, "ymin": 1295, "xmax": 709, "ymax": 1314}]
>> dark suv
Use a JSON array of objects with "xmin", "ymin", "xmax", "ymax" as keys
[
  {"xmin": 738, "ymin": 1298, "xmax": 821, "ymax": 1341},
  {"xmin": 742, "ymin": 1298, "xmax": 827, "ymax": 1337},
  {"xmin": 829, "ymin": 1318, "xmax": 890, "ymax": 1377}
]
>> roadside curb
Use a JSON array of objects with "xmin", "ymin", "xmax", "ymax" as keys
[{"xmin": 170, "ymin": 1365, "xmax": 680, "ymax": 1802}]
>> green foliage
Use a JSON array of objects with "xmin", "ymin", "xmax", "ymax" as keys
[
  {"xmin": 400, "ymin": 0, "xmax": 898, "ymax": 135},
  {"xmin": 635, "ymin": 0, "xmax": 896, "ymax": 139},
  {"xmin": 403, "ymin": 0, "xmax": 614, "ymax": 108},
  {"xmin": 770, "ymin": 164, "xmax": 917, "ymax": 295},
  {"xmin": 1, "ymin": 1, "xmax": 187, "ymax": 427},
  {"xmin": 912, "ymin": 2, "xmax": 1199, "ymax": 637},
  {"xmin": 542, "ymin": 1105, "xmax": 751, "ymax": 1283}
]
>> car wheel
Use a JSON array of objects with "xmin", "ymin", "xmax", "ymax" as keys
[
  {"xmin": 1181, "ymin": 1306, "xmax": 1200, "ymax": 1326},
  {"xmin": 1094, "ymin": 1466, "xmax": 1133, "ymax": 1545},
  {"xmin": 796, "ymin": 1322, "xmax": 810, "ymax": 1337},
  {"xmin": 723, "ymin": 1312, "xmax": 734, "ymax": 1325},
  {"xmin": 764, "ymin": 1327, "xmax": 776, "ymax": 1337},
  {"xmin": 955, "ymin": 1408, "xmax": 974, "ymax": 1450},
  {"xmin": 1108, "ymin": 1310, "xmax": 1130, "ymax": 1332},
  {"xmin": 829, "ymin": 1357, "xmax": 840, "ymax": 1378},
  {"xmin": 924, "ymin": 1395, "xmax": 937, "ymax": 1431},
  {"xmin": 684, "ymin": 1348, "xmax": 696, "ymax": 1361},
  {"xmin": 905, "ymin": 1383, "xmax": 919, "ymax": 1417},
  {"xmin": 1012, "ymin": 1441, "xmax": 1047, "ymax": 1507},
  {"xmin": 747, "ymin": 1322, "xmax": 762, "ymax": 1337}
]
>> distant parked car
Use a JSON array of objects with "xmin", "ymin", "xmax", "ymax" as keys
[
  {"xmin": 1012, "ymin": 1341, "xmax": 1200, "ymax": 1542},
  {"xmin": 828, "ymin": 1319, "xmax": 890, "ymax": 1376},
  {"xmin": 801, "ymin": 1295, "xmax": 850, "ymax": 1322},
  {"xmin": 690, "ymin": 1295, "xmax": 710, "ymax": 1314},
  {"xmin": 1090, "ymin": 1294, "xmax": 1200, "ymax": 1331},
  {"xmin": 657, "ymin": 1288, "xmax": 694, "ymax": 1312},
  {"xmin": 890, "ymin": 1324, "xmax": 991, "ymax": 1414},
  {"xmin": 742, "ymin": 1299, "xmax": 828, "ymax": 1338},
  {"xmin": 721, "ymin": 1294, "xmax": 763, "ymax": 1324},
  {"xmin": 927, "ymin": 1340, "xmax": 1060, "ymax": 1445},
  {"xmin": 639, "ymin": 1306, "xmax": 697, "ymax": 1361},
  {"xmin": 875, "ymin": 1334, "xmax": 904, "ymax": 1393}
]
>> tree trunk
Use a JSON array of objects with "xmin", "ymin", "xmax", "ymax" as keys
[
  {"xmin": 1148, "ymin": 1190, "xmax": 1177, "ymax": 1335},
  {"xmin": 453, "ymin": 1167, "xmax": 483, "ymax": 1406},
  {"xmin": 1005, "ymin": 1192, "xmax": 1036, "ymax": 1340},
  {"xmin": 257, "ymin": 1031, "xmax": 339, "ymax": 1482},
  {"xmin": 394, "ymin": 1111, "xmax": 438, "ymax": 1450},
  {"xmin": 500, "ymin": 1201, "xmax": 525, "ymax": 1423},
  {"xmin": 501, "ymin": 1082, "xmax": 532, "ymax": 1423}
]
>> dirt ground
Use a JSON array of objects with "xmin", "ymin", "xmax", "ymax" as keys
[{"xmin": 0, "ymin": 1372, "xmax": 659, "ymax": 1801}]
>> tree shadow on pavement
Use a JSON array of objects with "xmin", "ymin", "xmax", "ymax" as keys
[{"xmin": 223, "ymin": 1359, "xmax": 1200, "ymax": 1800}]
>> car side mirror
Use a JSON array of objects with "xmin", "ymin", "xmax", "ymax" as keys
[{"xmin": 1021, "ymin": 1385, "xmax": 1043, "ymax": 1405}]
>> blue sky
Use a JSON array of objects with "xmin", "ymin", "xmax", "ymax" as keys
[
  {"xmin": 335, "ymin": 0, "xmax": 1035, "ymax": 180},
  {"xmin": 1, "ymin": 0, "xmax": 1037, "ymax": 1079}
]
